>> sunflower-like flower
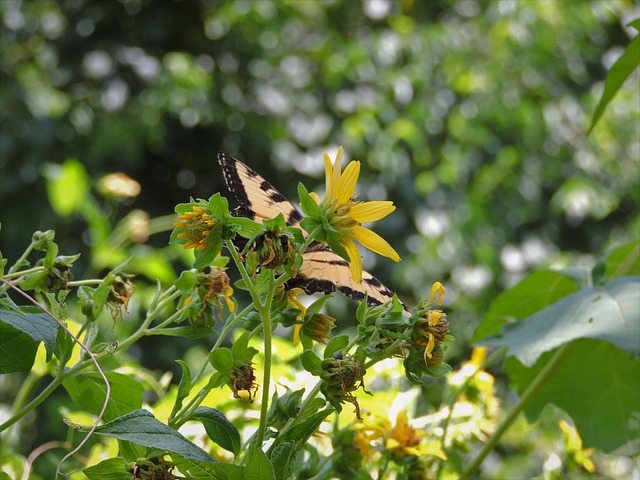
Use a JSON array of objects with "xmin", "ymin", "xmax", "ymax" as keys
[
  {"xmin": 299, "ymin": 147, "xmax": 400, "ymax": 283},
  {"xmin": 356, "ymin": 410, "xmax": 447, "ymax": 460},
  {"xmin": 174, "ymin": 205, "xmax": 216, "ymax": 251}
]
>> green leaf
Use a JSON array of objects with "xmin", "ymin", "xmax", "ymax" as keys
[
  {"xmin": 150, "ymin": 327, "xmax": 215, "ymax": 338},
  {"xmin": 505, "ymin": 338, "xmax": 640, "ymax": 452},
  {"xmin": 191, "ymin": 407, "xmax": 241, "ymax": 455},
  {"xmin": 588, "ymin": 30, "xmax": 640, "ymax": 134},
  {"xmin": 175, "ymin": 270, "xmax": 198, "ymax": 292},
  {"xmin": 297, "ymin": 182, "xmax": 321, "ymax": 218},
  {"xmin": 268, "ymin": 408, "xmax": 333, "ymax": 479},
  {"xmin": 83, "ymin": 457, "xmax": 130, "ymax": 480},
  {"xmin": 481, "ymin": 275, "xmax": 640, "ymax": 366},
  {"xmin": 193, "ymin": 239, "xmax": 222, "ymax": 268},
  {"xmin": 605, "ymin": 239, "xmax": 640, "ymax": 280},
  {"xmin": 324, "ymin": 334, "xmax": 350, "ymax": 359},
  {"xmin": 243, "ymin": 449, "xmax": 275, "ymax": 480},
  {"xmin": 172, "ymin": 456, "xmax": 243, "ymax": 479},
  {"xmin": 299, "ymin": 350, "xmax": 322, "ymax": 375},
  {"xmin": 210, "ymin": 348, "xmax": 234, "ymax": 376},
  {"xmin": 81, "ymin": 409, "xmax": 216, "ymax": 463},
  {"xmin": 169, "ymin": 360, "xmax": 193, "ymax": 420},
  {"xmin": 0, "ymin": 308, "xmax": 59, "ymax": 361},
  {"xmin": 0, "ymin": 322, "xmax": 38, "ymax": 373},
  {"xmin": 43, "ymin": 158, "xmax": 90, "ymax": 217},
  {"xmin": 232, "ymin": 217, "xmax": 263, "ymax": 238},
  {"xmin": 472, "ymin": 270, "xmax": 580, "ymax": 342},
  {"xmin": 63, "ymin": 372, "xmax": 144, "ymax": 421}
]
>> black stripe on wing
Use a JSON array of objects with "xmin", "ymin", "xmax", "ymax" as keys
[{"xmin": 217, "ymin": 152, "xmax": 303, "ymax": 226}]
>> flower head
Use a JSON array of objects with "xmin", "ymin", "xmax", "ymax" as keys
[
  {"xmin": 356, "ymin": 410, "xmax": 447, "ymax": 461},
  {"xmin": 174, "ymin": 205, "xmax": 217, "ymax": 251},
  {"xmin": 301, "ymin": 147, "xmax": 400, "ymax": 283}
]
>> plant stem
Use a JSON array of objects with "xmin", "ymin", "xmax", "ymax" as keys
[
  {"xmin": 462, "ymin": 343, "xmax": 573, "ymax": 479},
  {"xmin": 254, "ymin": 269, "xmax": 276, "ymax": 451}
]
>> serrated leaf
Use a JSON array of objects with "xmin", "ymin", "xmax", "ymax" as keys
[
  {"xmin": 481, "ymin": 275, "xmax": 640, "ymax": 366},
  {"xmin": 82, "ymin": 457, "xmax": 130, "ymax": 480},
  {"xmin": 299, "ymin": 351, "xmax": 322, "ymax": 376},
  {"xmin": 472, "ymin": 270, "xmax": 580, "ymax": 342},
  {"xmin": 81, "ymin": 409, "xmax": 215, "ymax": 463},
  {"xmin": 243, "ymin": 449, "xmax": 275, "ymax": 480},
  {"xmin": 64, "ymin": 372, "xmax": 144, "ymax": 421},
  {"xmin": 269, "ymin": 441, "xmax": 296, "ymax": 480},
  {"xmin": 505, "ymin": 338, "xmax": 640, "ymax": 452},
  {"xmin": 324, "ymin": 334, "xmax": 350, "ymax": 359},
  {"xmin": 588, "ymin": 31, "xmax": 640, "ymax": 134},
  {"xmin": 191, "ymin": 407, "xmax": 241, "ymax": 455},
  {"xmin": 0, "ymin": 309, "xmax": 59, "ymax": 361}
]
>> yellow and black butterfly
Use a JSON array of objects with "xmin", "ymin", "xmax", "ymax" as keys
[{"xmin": 218, "ymin": 152, "xmax": 409, "ymax": 313}]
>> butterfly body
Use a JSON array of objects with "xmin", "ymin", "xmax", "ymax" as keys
[{"xmin": 217, "ymin": 152, "xmax": 409, "ymax": 313}]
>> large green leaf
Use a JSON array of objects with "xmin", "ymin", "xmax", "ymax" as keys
[
  {"xmin": 471, "ymin": 270, "xmax": 581, "ymax": 342},
  {"xmin": 191, "ymin": 407, "xmax": 241, "ymax": 455},
  {"xmin": 81, "ymin": 409, "xmax": 215, "ymax": 463},
  {"xmin": 588, "ymin": 21, "xmax": 640, "ymax": 134},
  {"xmin": 0, "ymin": 323, "xmax": 38, "ymax": 374},
  {"xmin": 171, "ymin": 456, "xmax": 243, "ymax": 480},
  {"xmin": 481, "ymin": 275, "xmax": 640, "ymax": 366},
  {"xmin": 63, "ymin": 372, "xmax": 144, "ymax": 422},
  {"xmin": 505, "ymin": 338, "xmax": 640, "ymax": 452},
  {"xmin": 0, "ymin": 308, "xmax": 59, "ymax": 361}
]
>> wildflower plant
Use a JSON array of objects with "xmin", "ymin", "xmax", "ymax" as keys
[{"xmin": 2, "ymin": 146, "xmax": 635, "ymax": 480}]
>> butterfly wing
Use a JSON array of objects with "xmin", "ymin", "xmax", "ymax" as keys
[
  {"xmin": 218, "ymin": 152, "xmax": 408, "ymax": 313},
  {"xmin": 217, "ymin": 152, "xmax": 303, "ymax": 227}
]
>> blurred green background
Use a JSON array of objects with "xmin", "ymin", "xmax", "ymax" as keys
[
  {"xmin": 2, "ymin": 0, "xmax": 639, "ymax": 344},
  {"xmin": 1, "ymin": 0, "xmax": 639, "ymax": 476}
]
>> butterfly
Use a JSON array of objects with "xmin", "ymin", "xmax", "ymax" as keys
[{"xmin": 217, "ymin": 152, "xmax": 409, "ymax": 313}]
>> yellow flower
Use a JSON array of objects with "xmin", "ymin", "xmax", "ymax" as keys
[
  {"xmin": 174, "ymin": 206, "xmax": 216, "ymax": 251},
  {"xmin": 559, "ymin": 420, "xmax": 596, "ymax": 473},
  {"xmin": 356, "ymin": 411, "xmax": 447, "ymax": 460},
  {"xmin": 313, "ymin": 147, "xmax": 400, "ymax": 283}
]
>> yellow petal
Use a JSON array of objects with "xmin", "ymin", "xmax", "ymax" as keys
[
  {"xmin": 349, "ymin": 201, "xmax": 396, "ymax": 223},
  {"xmin": 344, "ymin": 238, "xmax": 363, "ymax": 283},
  {"xmin": 352, "ymin": 225, "xmax": 401, "ymax": 262},
  {"xmin": 419, "ymin": 445, "xmax": 448, "ymax": 460},
  {"xmin": 429, "ymin": 281, "xmax": 446, "ymax": 305},
  {"xmin": 324, "ymin": 152, "xmax": 334, "ymax": 199},
  {"xmin": 336, "ymin": 161, "xmax": 360, "ymax": 205},
  {"xmin": 330, "ymin": 147, "xmax": 344, "ymax": 200}
]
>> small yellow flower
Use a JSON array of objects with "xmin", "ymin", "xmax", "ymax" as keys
[
  {"xmin": 314, "ymin": 147, "xmax": 400, "ymax": 283},
  {"xmin": 559, "ymin": 420, "xmax": 596, "ymax": 473},
  {"xmin": 174, "ymin": 206, "xmax": 216, "ymax": 251},
  {"xmin": 356, "ymin": 410, "xmax": 447, "ymax": 460}
]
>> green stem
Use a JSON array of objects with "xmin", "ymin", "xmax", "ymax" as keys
[
  {"xmin": 7, "ymin": 241, "xmax": 37, "ymax": 275},
  {"xmin": 1, "ymin": 266, "xmax": 45, "ymax": 280},
  {"xmin": 254, "ymin": 269, "xmax": 276, "ymax": 452},
  {"xmin": 463, "ymin": 343, "xmax": 573, "ymax": 479}
]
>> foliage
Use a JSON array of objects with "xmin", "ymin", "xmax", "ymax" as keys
[{"xmin": 1, "ymin": 0, "xmax": 639, "ymax": 479}]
